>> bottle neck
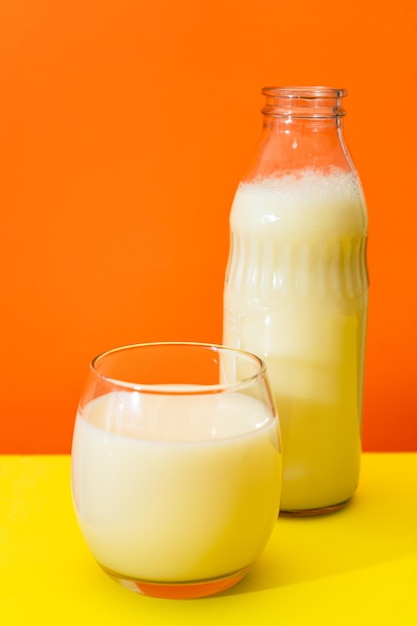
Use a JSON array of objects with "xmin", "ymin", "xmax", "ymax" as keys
[{"xmin": 242, "ymin": 87, "xmax": 352, "ymax": 181}]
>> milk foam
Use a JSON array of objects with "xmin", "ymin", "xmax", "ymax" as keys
[{"xmin": 231, "ymin": 170, "xmax": 367, "ymax": 237}]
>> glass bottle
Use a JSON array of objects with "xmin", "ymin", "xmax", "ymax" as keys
[{"xmin": 223, "ymin": 86, "xmax": 368, "ymax": 516}]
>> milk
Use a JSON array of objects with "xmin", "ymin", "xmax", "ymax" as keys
[
  {"xmin": 71, "ymin": 390, "xmax": 281, "ymax": 582},
  {"xmin": 223, "ymin": 170, "xmax": 368, "ymax": 512}
]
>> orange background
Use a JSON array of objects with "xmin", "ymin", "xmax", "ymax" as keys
[{"xmin": 1, "ymin": 0, "xmax": 416, "ymax": 453}]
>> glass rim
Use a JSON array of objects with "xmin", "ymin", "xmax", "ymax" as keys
[
  {"xmin": 89, "ymin": 341, "xmax": 267, "ymax": 395},
  {"xmin": 262, "ymin": 85, "xmax": 347, "ymax": 98}
]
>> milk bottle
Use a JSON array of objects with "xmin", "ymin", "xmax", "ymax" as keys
[{"xmin": 223, "ymin": 87, "xmax": 368, "ymax": 515}]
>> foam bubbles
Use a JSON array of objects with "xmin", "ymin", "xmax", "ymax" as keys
[{"xmin": 232, "ymin": 169, "xmax": 367, "ymax": 236}]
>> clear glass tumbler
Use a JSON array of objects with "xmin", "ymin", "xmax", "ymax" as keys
[{"xmin": 71, "ymin": 342, "xmax": 281, "ymax": 599}]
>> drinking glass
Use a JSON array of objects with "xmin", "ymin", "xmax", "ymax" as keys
[{"xmin": 71, "ymin": 342, "xmax": 281, "ymax": 599}]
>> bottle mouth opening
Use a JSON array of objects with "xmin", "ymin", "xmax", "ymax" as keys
[
  {"xmin": 262, "ymin": 86, "xmax": 347, "ymax": 118},
  {"xmin": 262, "ymin": 86, "xmax": 347, "ymax": 99}
]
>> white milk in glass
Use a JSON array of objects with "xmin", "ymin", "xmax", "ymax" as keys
[
  {"xmin": 71, "ymin": 390, "xmax": 281, "ymax": 582},
  {"xmin": 223, "ymin": 170, "xmax": 368, "ymax": 512}
]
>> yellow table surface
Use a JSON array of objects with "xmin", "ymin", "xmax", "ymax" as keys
[{"xmin": 1, "ymin": 454, "xmax": 416, "ymax": 625}]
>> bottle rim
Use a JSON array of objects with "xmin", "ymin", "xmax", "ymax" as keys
[
  {"xmin": 261, "ymin": 86, "xmax": 347, "ymax": 118},
  {"xmin": 262, "ymin": 86, "xmax": 347, "ymax": 98}
]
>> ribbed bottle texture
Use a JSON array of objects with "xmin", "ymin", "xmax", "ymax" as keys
[{"xmin": 226, "ymin": 233, "xmax": 367, "ymax": 301}]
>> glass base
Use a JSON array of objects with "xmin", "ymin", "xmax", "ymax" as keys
[
  {"xmin": 100, "ymin": 564, "xmax": 251, "ymax": 599},
  {"xmin": 280, "ymin": 497, "xmax": 352, "ymax": 517}
]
